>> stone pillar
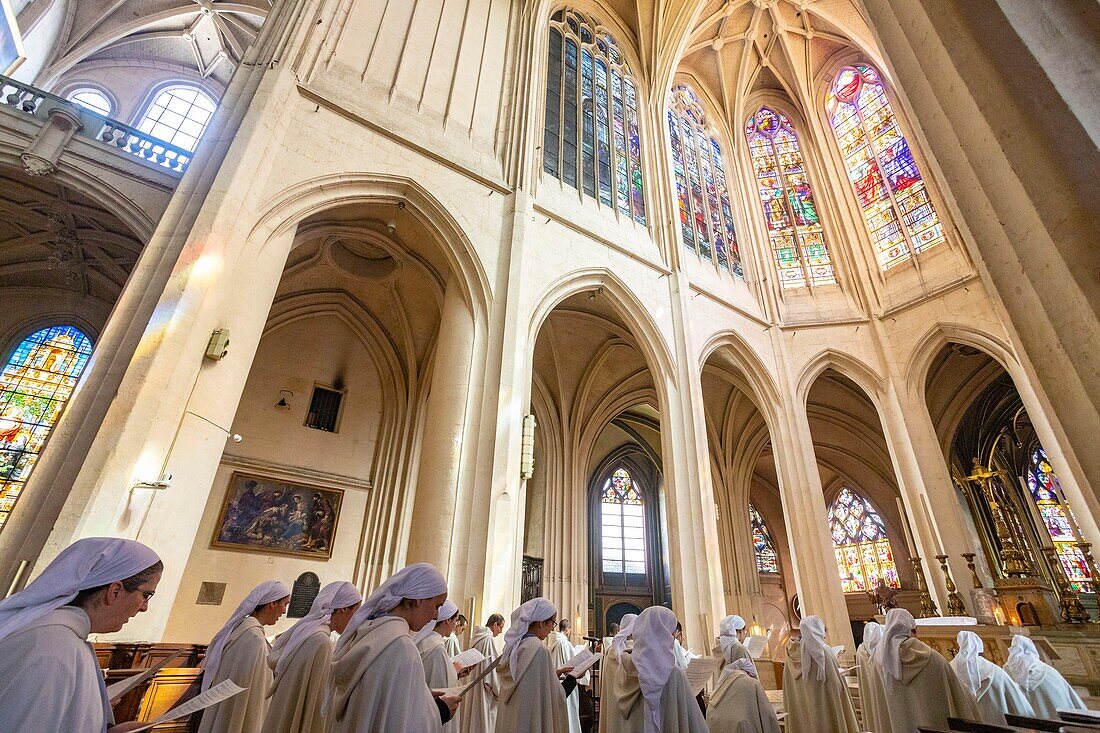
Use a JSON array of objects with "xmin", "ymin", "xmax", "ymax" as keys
[{"xmin": 405, "ymin": 280, "xmax": 475, "ymax": 576}]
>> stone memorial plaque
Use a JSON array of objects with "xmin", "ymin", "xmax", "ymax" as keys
[{"xmin": 289, "ymin": 572, "xmax": 320, "ymax": 618}]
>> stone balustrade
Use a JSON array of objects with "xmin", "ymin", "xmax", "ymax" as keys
[{"xmin": 0, "ymin": 74, "xmax": 193, "ymax": 174}]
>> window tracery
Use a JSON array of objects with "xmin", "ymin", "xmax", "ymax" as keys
[
  {"xmin": 750, "ymin": 503, "xmax": 779, "ymax": 574},
  {"xmin": 600, "ymin": 467, "xmax": 647, "ymax": 580},
  {"xmin": 827, "ymin": 487, "xmax": 899, "ymax": 593},
  {"xmin": 667, "ymin": 84, "xmax": 741, "ymax": 275},
  {"xmin": 745, "ymin": 106, "xmax": 835, "ymax": 288},
  {"xmin": 826, "ymin": 65, "xmax": 945, "ymax": 270},
  {"xmin": 544, "ymin": 9, "xmax": 646, "ymax": 225},
  {"xmin": 137, "ymin": 85, "xmax": 216, "ymax": 153},
  {"xmin": 0, "ymin": 326, "xmax": 93, "ymax": 532}
]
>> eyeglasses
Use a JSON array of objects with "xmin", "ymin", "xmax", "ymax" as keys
[{"xmin": 134, "ymin": 588, "xmax": 156, "ymax": 601}]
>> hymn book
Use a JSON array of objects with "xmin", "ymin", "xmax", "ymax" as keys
[
  {"xmin": 686, "ymin": 656, "xmax": 720, "ymax": 696},
  {"xmin": 565, "ymin": 648, "xmax": 601, "ymax": 678},
  {"xmin": 435, "ymin": 654, "xmax": 504, "ymax": 698},
  {"xmin": 451, "ymin": 647, "xmax": 487, "ymax": 670}
]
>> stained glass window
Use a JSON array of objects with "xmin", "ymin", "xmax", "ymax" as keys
[
  {"xmin": 544, "ymin": 9, "xmax": 646, "ymax": 225},
  {"xmin": 826, "ymin": 65, "xmax": 945, "ymax": 270},
  {"xmin": 827, "ymin": 487, "xmax": 900, "ymax": 593},
  {"xmin": 1027, "ymin": 448, "xmax": 1092, "ymax": 592},
  {"xmin": 601, "ymin": 467, "xmax": 647, "ymax": 582},
  {"xmin": 667, "ymin": 84, "xmax": 742, "ymax": 276},
  {"xmin": 0, "ymin": 326, "xmax": 93, "ymax": 532},
  {"xmin": 750, "ymin": 503, "xmax": 779, "ymax": 574},
  {"xmin": 745, "ymin": 107, "xmax": 835, "ymax": 289}
]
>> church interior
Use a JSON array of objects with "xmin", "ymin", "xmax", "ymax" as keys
[{"xmin": 0, "ymin": 0, "xmax": 1098, "ymax": 729}]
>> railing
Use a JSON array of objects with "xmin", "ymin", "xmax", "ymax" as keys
[{"xmin": 0, "ymin": 74, "xmax": 193, "ymax": 174}]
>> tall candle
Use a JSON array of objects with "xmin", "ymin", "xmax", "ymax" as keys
[
  {"xmin": 919, "ymin": 492, "xmax": 946, "ymax": 556},
  {"xmin": 897, "ymin": 497, "xmax": 918, "ymax": 556}
]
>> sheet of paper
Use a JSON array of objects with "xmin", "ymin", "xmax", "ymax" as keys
[
  {"xmin": 455, "ymin": 654, "xmax": 503, "ymax": 697},
  {"xmin": 451, "ymin": 647, "xmax": 486, "ymax": 670},
  {"xmin": 686, "ymin": 656, "xmax": 720, "ymax": 696},
  {"xmin": 569, "ymin": 650, "xmax": 601, "ymax": 677},
  {"xmin": 745, "ymin": 635, "xmax": 767, "ymax": 659},
  {"xmin": 126, "ymin": 680, "xmax": 246, "ymax": 732},
  {"xmin": 105, "ymin": 649, "xmax": 186, "ymax": 700}
]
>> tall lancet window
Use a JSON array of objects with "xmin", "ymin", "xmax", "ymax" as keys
[
  {"xmin": 667, "ymin": 84, "xmax": 742, "ymax": 276},
  {"xmin": 1027, "ymin": 448, "xmax": 1092, "ymax": 592},
  {"xmin": 827, "ymin": 487, "xmax": 899, "ymax": 593},
  {"xmin": 745, "ymin": 107, "xmax": 835, "ymax": 289},
  {"xmin": 0, "ymin": 326, "xmax": 93, "ymax": 531},
  {"xmin": 750, "ymin": 503, "xmax": 779, "ymax": 574},
  {"xmin": 826, "ymin": 65, "xmax": 945, "ymax": 270},
  {"xmin": 544, "ymin": 9, "xmax": 646, "ymax": 225},
  {"xmin": 601, "ymin": 467, "xmax": 647, "ymax": 585}
]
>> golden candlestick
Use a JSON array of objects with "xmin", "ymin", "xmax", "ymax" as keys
[
  {"xmin": 963, "ymin": 460, "xmax": 1033, "ymax": 577},
  {"xmin": 911, "ymin": 557, "xmax": 940, "ymax": 618},
  {"xmin": 961, "ymin": 552, "xmax": 983, "ymax": 588},
  {"xmin": 1041, "ymin": 547, "xmax": 1090, "ymax": 623},
  {"xmin": 935, "ymin": 555, "xmax": 968, "ymax": 616}
]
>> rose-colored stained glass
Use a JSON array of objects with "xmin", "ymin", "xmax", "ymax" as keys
[
  {"xmin": 828, "ymin": 487, "xmax": 900, "ymax": 593},
  {"xmin": 1, "ymin": 326, "xmax": 92, "ymax": 532}
]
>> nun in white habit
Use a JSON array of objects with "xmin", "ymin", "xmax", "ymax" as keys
[
  {"xmin": 326, "ymin": 563, "xmax": 459, "ymax": 733},
  {"xmin": 781, "ymin": 616, "xmax": 860, "ymax": 733},
  {"xmin": 716, "ymin": 614, "xmax": 756, "ymax": 675},
  {"xmin": 610, "ymin": 606, "xmax": 707, "ymax": 733},
  {"xmin": 260, "ymin": 580, "xmax": 362, "ymax": 733},
  {"xmin": 414, "ymin": 599, "xmax": 462, "ymax": 730},
  {"xmin": 496, "ymin": 598, "xmax": 572, "ymax": 733},
  {"xmin": 871, "ymin": 608, "xmax": 980, "ymax": 733},
  {"xmin": 855, "ymin": 621, "xmax": 890, "ymax": 733},
  {"xmin": 950, "ymin": 630, "xmax": 1034, "ymax": 726},
  {"xmin": 599, "ymin": 613, "xmax": 637, "ymax": 733},
  {"xmin": 707, "ymin": 658, "xmax": 781, "ymax": 733},
  {"xmin": 1003, "ymin": 634, "xmax": 1086, "ymax": 718},
  {"xmin": 0, "ymin": 537, "xmax": 162, "ymax": 733},
  {"xmin": 198, "ymin": 580, "xmax": 291, "ymax": 733}
]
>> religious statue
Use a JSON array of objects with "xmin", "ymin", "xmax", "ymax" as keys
[{"xmin": 866, "ymin": 577, "xmax": 900, "ymax": 615}]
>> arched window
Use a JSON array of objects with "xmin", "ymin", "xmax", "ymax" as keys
[
  {"xmin": 745, "ymin": 106, "xmax": 835, "ymax": 289},
  {"xmin": 826, "ymin": 65, "xmax": 945, "ymax": 270},
  {"xmin": 667, "ymin": 84, "xmax": 742, "ymax": 276},
  {"xmin": 136, "ymin": 85, "xmax": 216, "ymax": 152},
  {"xmin": 68, "ymin": 88, "xmax": 112, "ymax": 116},
  {"xmin": 0, "ymin": 326, "xmax": 93, "ymax": 532},
  {"xmin": 750, "ymin": 503, "xmax": 779, "ymax": 574},
  {"xmin": 543, "ymin": 9, "xmax": 646, "ymax": 225},
  {"xmin": 600, "ymin": 467, "xmax": 647, "ymax": 584},
  {"xmin": 827, "ymin": 487, "xmax": 899, "ymax": 593},
  {"xmin": 1027, "ymin": 448, "xmax": 1092, "ymax": 592}
]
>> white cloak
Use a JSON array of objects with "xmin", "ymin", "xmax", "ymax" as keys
[
  {"xmin": 549, "ymin": 631, "xmax": 584, "ymax": 733},
  {"xmin": 497, "ymin": 635, "xmax": 569, "ymax": 733},
  {"xmin": 855, "ymin": 644, "xmax": 890, "ymax": 733},
  {"xmin": 782, "ymin": 639, "xmax": 860, "ymax": 733},
  {"xmin": 0, "ymin": 607, "xmax": 110, "ymax": 733},
  {"xmin": 599, "ymin": 645, "xmax": 624, "ymax": 733},
  {"xmin": 708, "ymin": 668, "xmax": 782, "ymax": 733},
  {"xmin": 876, "ymin": 637, "xmax": 980, "ymax": 733},
  {"xmin": 418, "ymin": 631, "xmax": 460, "ymax": 731},
  {"xmin": 327, "ymin": 616, "xmax": 443, "ymax": 733},
  {"xmin": 260, "ymin": 626, "xmax": 332, "ymax": 733},
  {"xmin": 198, "ymin": 616, "xmax": 272, "ymax": 733},
  {"xmin": 966, "ymin": 656, "xmax": 1035, "ymax": 726},
  {"xmin": 607, "ymin": 651, "xmax": 708, "ymax": 733},
  {"xmin": 459, "ymin": 627, "xmax": 499, "ymax": 733},
  {"xmin": 445, "ymin": 634, "xmax": 462, "ymax": 657},
  {"xmin": 1016, "ymin": 660, "xmax": 1087, "ymax": 718}
]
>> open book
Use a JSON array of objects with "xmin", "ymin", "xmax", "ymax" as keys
[
  {"xmin": 451, "ymin": 648, "xmax": 486, "ymax": 670},
  {"xmin": 565, "ymin": 648, "xmax": 601, "ymax": 678},
  {"xmin": 686, "ymin": 656, "xmax": 720, "ymax": 696}
]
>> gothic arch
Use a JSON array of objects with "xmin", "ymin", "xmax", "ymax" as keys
[{"xmin": 796, "ymin": 348, "xmax": 886, "ymax": 407}]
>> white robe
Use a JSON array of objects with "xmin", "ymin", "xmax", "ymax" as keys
[
  {"xmin": 962, "ymin": 656, "xmax": 1035, "ymax": 726},
  {"xmin": 327, "ymin": 616, "xmax": 443, "ymax": 733},
  {"xmin": 782, "ymin": 639, "xmax": 860, "ymax": 733},
  {"xmin": 875, "ymin": 637, "xmax": 981, "ymax": 733},
  {"xmin": 0, "ymin": 607, "xmax": 110, "ymax": 733},
  {"xmin": 459, "ymin": 627, "xmax": 499, "ymax": 733},
  {"xmin": 260, "ymin": 626, "xmax": 332, "ymax": 733},
  {"xmin": 418, "ymin": 631, "xmax": 460, "ymax": 731},
  {"xmin": 708, "ymin": 668, "xmax": 782, "ymax": 733},
  {"xmin": 1015, "ymin": 660, "xmax": 1087, "ymax": 718},
  {"xmin": 549, "ymin": 632, "xmax": 583, "ymax": 733},
  {"xmin": 497, "ymin": 635, "xmax": 569, "ymax": 733},
  {"xmin": 715, "ymin": 639, "xmax": 757, "ymax": 677},
  {"xmin": 855, "ymin": 644, "xmax": 890, "ymax": 733},
  {"xmin": 445, "ymin": 634, "xmax": 462, "ymax": 657},
  {"xmin": 199, "ymin": 616, "xmax": 273, "ymax": 733},
  {"xmin": 598, "ymin": 646, "xmax": 624, "ymax": 733},
  {"xmin": 607, "ymin": 651, "xmax": 708, "ymax": 733}
]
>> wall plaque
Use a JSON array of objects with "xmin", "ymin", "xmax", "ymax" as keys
[{"xmin": 289, "ymin": 572, "xmax": 320, "ymax": 618}]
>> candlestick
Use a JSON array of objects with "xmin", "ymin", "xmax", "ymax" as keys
[
  {"xmin": 920, "ymin": 493, "xmax": 946, "ymax": 557},
  {"xmin": 961, "ymin": 552, "xmax": 982, "ymax": 589},
  {"xmin": 1041, "ymin": 547, "xmax": 1089, "ymax": 623},
  {"xmin": 897, "ymin": 497, "xmax": 918, "ymax": 556},
  {"xmin": 910, "ymin": 557, "xmax": 939, "ymax": 618},
  {"xmin": 935, "ymin": 554, "xmax": 968, "ymax": 616}
]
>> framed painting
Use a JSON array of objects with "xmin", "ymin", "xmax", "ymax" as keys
[
  {"xmin": 212, "ymin": 472, "xmax": 343, "ymax": 560},
  {"xmin": 0, "ymin": 0, "xmax": 26, "ymax": 76}
]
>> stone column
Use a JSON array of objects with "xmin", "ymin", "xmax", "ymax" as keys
[{"xmin": 405, "ymin": 280, "xmax": 475, "ymax": 577}]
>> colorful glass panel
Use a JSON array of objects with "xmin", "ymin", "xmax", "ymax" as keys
[
  {"xmin": 1027, "ymin": 448, "xmax": 1092, "ymax": 592},
  {"xmin": 544, "ymin": 10, "xmax": 646, "ymax": 224},
  {"xmin": 745, "ymin": 106, "xmax": 835, "ymax": 288},
  {"xmin": 750, "ymin": 503, "xmax": 780, "ymax": 574},
  {"xmin": 666, "ymin": 84, "xmax": 743, "ymax": 276},
  {"xmin": 601, "ymin": 468, "xmax": 647, "ymax": 578},
  {"xmin": 827, "ymin": 487, "xmax": 900, "ymax": 593},
  {"xmin": 0, "ymin": 326, "xmax": 92, "ymax": 531},
  {"xmin": 826, "ymin": 65, "xmax": 945, "ymax": 270}
]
